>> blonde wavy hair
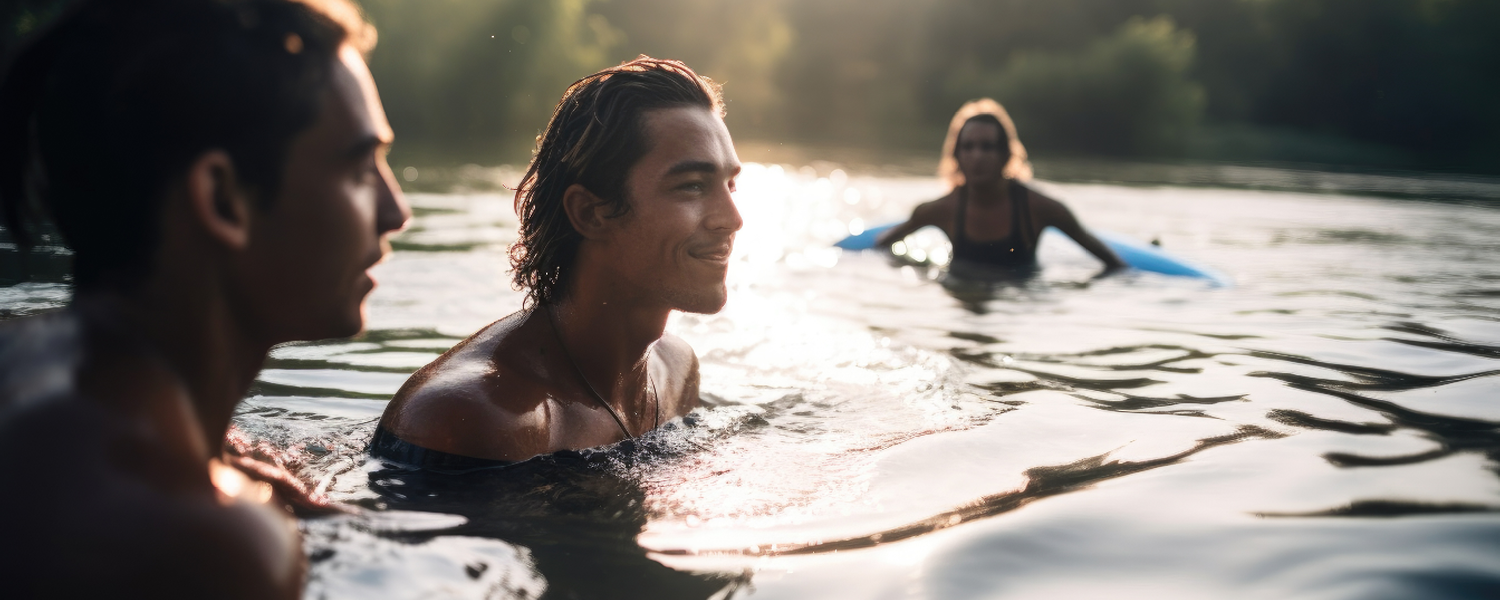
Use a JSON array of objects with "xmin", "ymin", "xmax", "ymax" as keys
[{"xmin": 937, "ymin": 98, "xmax": 1033, "ymax": 190}]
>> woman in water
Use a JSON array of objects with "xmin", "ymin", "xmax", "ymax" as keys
[{"xmin": 876, "ymin": 99, "xmax": 1124, "ymax": 275}]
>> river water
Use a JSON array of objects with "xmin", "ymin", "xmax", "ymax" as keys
[{"xmin": 10, "ymin": 160, "xmax": 1500, "ymax": 598}]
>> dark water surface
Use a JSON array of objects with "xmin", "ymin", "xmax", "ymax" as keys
[{"xmin": 10, "ymin": 161, "xmax": 1500, "ymax": 598}]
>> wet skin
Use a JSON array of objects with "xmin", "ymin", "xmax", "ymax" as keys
[
  {"xmin": 876, "ymin": 121, "xmax": 1125, "ymax": 273},
  {"xmin": 380, "ymin": 106, "xmax": 743, "ymax": 462},
  {"xmin": 0, "ymin": 45, "xmax": 409, "ymax": 598}
]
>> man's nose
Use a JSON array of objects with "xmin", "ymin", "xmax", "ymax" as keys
[
  {"xmin": 710, "ymin": 183, "xmax": 743, "ymax": 233},
  {"xmin": 376, "ymin": 162, "xmax": 411, "ymax": 235}
]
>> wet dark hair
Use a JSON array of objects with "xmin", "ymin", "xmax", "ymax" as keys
[
  {"xmin": 510, "ymin": 55, "xmax": 724, "ymax": 308},
  {"xmin": 0, "ymin": 0, "xmax": 374, "ymax": 290}
]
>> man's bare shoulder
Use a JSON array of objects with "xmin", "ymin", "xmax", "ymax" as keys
[
  {"xmin": 652, "ymin": 332, "xmax": 697, "ymax": 375},
  {"xmin": 3, "ymin": 477, "xmax": 301, "ymax": 599},
  {"xmin": 381, "ymin": 310, "xmax": 555, "ymax": 460},
  {"xmin": 0, "ymin": 312, "xmax": 83, "ymax": 413},
  {"xmin": 0, "ymin": 315, "xmax": 301, "ymax": 599},
  {"xmin": 0, "ymin": 313, "xmax": 104, "ymax": 491},
  {"xmin": 651, "ymin": 332, "xmax": 701, "ymax": 418},
  {"xmin": 144, "ymin": 499, "xmax": 301, "ymax": 599},
  {"xmin": 390, "ymin": 310, "xmax": 534, "ymax": 403}
]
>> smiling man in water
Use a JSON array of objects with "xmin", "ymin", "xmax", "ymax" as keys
[
  {"xmin": 0, "ymin": 0, "xmax": 408, "ymax": 596},
  {"xmin": 373, "ymin": 57, "xmax": 741, "ymax": 467}
]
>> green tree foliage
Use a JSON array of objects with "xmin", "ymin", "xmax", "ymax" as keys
[
  {"xmin": 358, "ymin": 0, "xmax": 623, "ymax": 163},
  {"xmin": 0, "ymin": 0, "xmax": 65, "ymax": 53},
  {"xmin": 946, "ymin": 16, "xmax": 1205, "ymax": 156},
  {"xmin": 1233, "ymin": 0, "xmax": 1500, "ymax": 158},
  {"xmin": 593, "ymin": 0, "xmax": 794, "ymax": 131},
  {"xmin": 4, "ymin": 0, "xmax": 1498, "ymax": 170},
  {"xmin": 768, "ymin": 0, "xmax": 932, "ymax": 145}
]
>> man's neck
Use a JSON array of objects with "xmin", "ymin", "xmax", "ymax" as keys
[
  {"xmin": 548, "ymin": 283, "xmax": 669, "ymax": 403},
  {"xmin": 73, "ymin": 279, "xmax": 269, "ymax": 462}
]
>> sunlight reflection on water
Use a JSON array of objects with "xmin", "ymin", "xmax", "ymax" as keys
[{"xmin": 219, "ymin": 160, "xmax": 1500, "ymax": 598}]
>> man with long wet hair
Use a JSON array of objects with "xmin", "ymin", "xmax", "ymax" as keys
[
  {"xmin": 374, "ymin": 57, "xmax": 742, "ymax": 467},
  {"xmin": 0, "ymin": 0, "xmax": 409, "ymax": 596}
]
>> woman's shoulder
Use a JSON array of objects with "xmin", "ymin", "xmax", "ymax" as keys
[
  {"xmin": 913, "ymin": 190, "xmax": 961, "ymax": 220},
  {"xmin": 931, "ymin": 189, "xmax": 963, "ymax": 207},
  {"xmin": 1013, "ymin": 180, "xmax": 1070, "ymax": 216}
]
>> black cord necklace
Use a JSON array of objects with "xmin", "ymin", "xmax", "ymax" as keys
[{"xmin": 545, "ymin": 304, "xmax": 659, "ymax": 439}]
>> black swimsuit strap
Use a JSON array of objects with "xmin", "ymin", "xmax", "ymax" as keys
[
  {"xmin": 1010, "ymin": 179, "xmax": 1031, "ymax": 251},
  {"xmin": 547, "ymin": 305, "xmax": 634, "ymax": 439},
  {"xmin": 948, "ymin": 180, "xmax": 1041, "ymax": 271},
  {"xmin": 954, "ymin": 185, "xmax": 969, "ymax": 247},
  {"xmin": 956, "ymin": 181, "xmax": 1030, "ymax": 248},
  {"xmin": 369, "ymin": 425, "xmax": 517, "ymax": 473}
]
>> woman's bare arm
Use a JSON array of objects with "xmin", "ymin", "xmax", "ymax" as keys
[
  {"xmin": 875, "ymin": 200, "xmax": 944, "ymax": 248},
  {"xmin": 1029, "ymin": 189, "xmax": 1126, "ymax": 272}
]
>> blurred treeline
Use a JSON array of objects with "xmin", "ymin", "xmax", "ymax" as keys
[{"xmin": 6, "ymin": 0, "xmax": 1499, "ymax": 171}]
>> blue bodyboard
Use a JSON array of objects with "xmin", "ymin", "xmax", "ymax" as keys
[
  {"xmin": 836, "ymin": 222, "xmax": 1230, "ymax": 285},
  {"xmin": 832, "ymin": 225, "xmax": 895, "ymax": 251}
]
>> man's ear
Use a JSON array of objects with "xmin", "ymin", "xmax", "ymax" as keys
[
  {"xmin": 561, "ymin": 183, "xmax": 615, "ymax": 240},
  {"xmin": 184, "ymin": 150, "xmax": 254, "ymax": 250}
]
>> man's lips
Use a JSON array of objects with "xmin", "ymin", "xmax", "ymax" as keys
[
  {"xmin": 688, "ymin": 240, "xmax": 734, "ymax": 263},
  {"xmin": 361, "ymin": 249, "xmax": 388, "ymax": 283},
  {"xmin": 365, "ymin": 242, "xmax": 392, "ymax": 269}
]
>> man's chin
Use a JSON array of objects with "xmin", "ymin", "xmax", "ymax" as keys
[
  {"xmin": 313, "ymin": 306, "xmax": 366, "ymax": 341},
  {"xmin": 332, "ymin": 320, "xmax": 365, "ymax": 340},
  {"xmin": 339, "ymin": 306, "xmax": 369, "ymax": 338},
  {"xmin": 675, "ymin": 287, "xmax": 729, "ymax": 315}
]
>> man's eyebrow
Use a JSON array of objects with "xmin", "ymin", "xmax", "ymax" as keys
[
  {"xmin": 664, "ymin": 160, "xmax": 720, "ymax": 176},
  {"xmin": 345, "ymin": 134, "xmax": 392, "ymax": 159}
]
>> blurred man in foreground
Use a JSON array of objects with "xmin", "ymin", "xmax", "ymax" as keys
[
  {"xmin": 0, "ymin": 0, "xmax": 408, "ymax": 596},
  {"xmin": 373, "ymin": 57, "xmax": 741, "ymax": 468}
]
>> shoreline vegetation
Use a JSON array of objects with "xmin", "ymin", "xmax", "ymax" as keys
[
  {"xmin": 10, "ymin": 146, "xmax": 1499, "ymax": 288},
  {"xmin": 6, "ymin": 0, "xmax": 1497, "ymax": 175},
  {"xmin": 387, "ymin": 142, "xmax": 1500, "ymax": 207}
]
